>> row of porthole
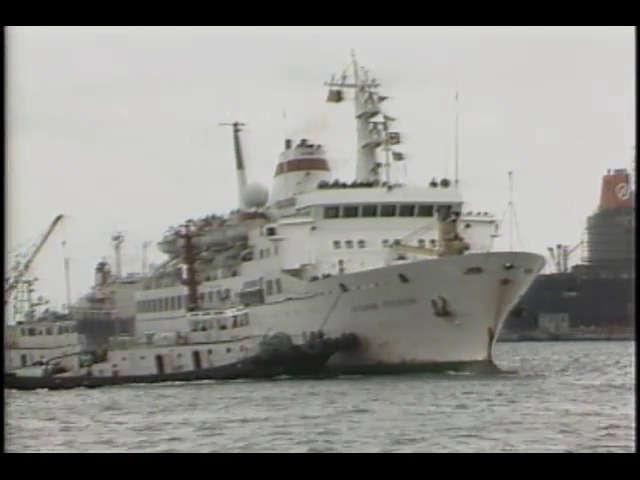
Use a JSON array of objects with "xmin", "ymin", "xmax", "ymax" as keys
[
  {"xmin": 314, "ymin": 281, "xmax": 392, "ymax": 297},
  {"xmin": 463, "ymin": 264, "xmax": 535, "ymax": 275},
  {"xmin": 332, "ymin": 239, "xmax": 440, "ymax": 250}
]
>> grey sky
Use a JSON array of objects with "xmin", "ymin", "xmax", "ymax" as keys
[{"xmin": 6, "ymin": 26, "xmax": 635, "ymax": 309}]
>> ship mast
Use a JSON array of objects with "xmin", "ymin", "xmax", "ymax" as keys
[
  {"xmin": 220, "ymin": 121, "xmax": 248, "ymax": 208},
  {"xmin": 62, "ymin": 240, "xmax": 72, "ymax": 311},
  {"xmin": 325, "ymin": 51, "xmax": 405, "ymax": 183},
  {"xmin": 454, "ymin": 91, "xmax": 460, "ymax": 188},
  {"xmin": 142, "ymin": 241, "xmax": 152, "ymax": 274},
  {"xmin": 177, "ymin": 222, "xmax": 201, "ymax": 311},
  {"xmin": 111, "ymin": 232, "xmax": 125, "ymax": 279}
]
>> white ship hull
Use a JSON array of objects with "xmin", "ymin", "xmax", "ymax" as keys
[{"xmin": 250, "ymin": 251, "xmax": 545, "ymax": 370}]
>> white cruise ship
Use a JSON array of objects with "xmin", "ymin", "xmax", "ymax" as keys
[{"xmin": 138, "ymin": 52, "xmax": 545, "ymax": 373}]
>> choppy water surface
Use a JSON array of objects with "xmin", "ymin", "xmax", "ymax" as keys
[{"xmin": 5, "ymin": 341, "xmax": 635, "ymax": 452}]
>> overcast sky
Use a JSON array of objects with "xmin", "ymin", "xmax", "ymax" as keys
[{"xmin": 6, "ymin": 26, "xmax": 635, "ymax": 309}]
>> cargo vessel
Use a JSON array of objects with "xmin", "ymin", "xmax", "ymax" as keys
[{"xmin": 503, "ymin": 166, "xmax": 635, "ymax": 340}]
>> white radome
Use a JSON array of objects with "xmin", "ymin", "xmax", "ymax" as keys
[{"xmin": 242, "ymin": 182, "xmax": 269, "ymax": 208}]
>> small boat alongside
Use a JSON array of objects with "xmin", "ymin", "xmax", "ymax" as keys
[{"xmin": 5, "ymin": 306, "xmax": 359, "ymax": 391}]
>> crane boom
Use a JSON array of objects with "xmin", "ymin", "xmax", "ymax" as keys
[{"xmin": 4, "ymin": 214, "xmax": 65, "ymax": 305}]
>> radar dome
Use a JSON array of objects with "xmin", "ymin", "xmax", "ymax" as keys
[{"xmin": 242, "ymin": 182, "xmax": 269, "ymax": 208}]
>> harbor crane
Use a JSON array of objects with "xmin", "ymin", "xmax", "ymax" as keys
[{"xmin": 4, "ymin": 214, "xmax": 65, "ymax": 306}]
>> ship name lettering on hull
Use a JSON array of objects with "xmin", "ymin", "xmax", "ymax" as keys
[{"xmin": 351, "ymin": 297, "xmax": 417, "ymax": 313}]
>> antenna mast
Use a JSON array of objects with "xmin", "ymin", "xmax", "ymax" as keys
[
  {"xmin": 111, "ymin": 232, "xmax": 125, "ymax": 279},
  {"xmin": 142, "ymin": 241, "xmax": 152, "ymax": 274},
  {"xmin": 219, "ymin": 121, "xmax": 248, "ymax": 208},
  {"xmin": 454, "ymin": 91, "xmax": 460, "ymax": 188},
  {"xmin": 62, "ymin": 240, "xmax": 72, "ymax": 311},
  {"xmin": 505, "ymin": 171, "xmax": 523, "ymax": 251},
  {"xmin": 632, "ymin": 145, "xmax": 636, "ymax": 197}
]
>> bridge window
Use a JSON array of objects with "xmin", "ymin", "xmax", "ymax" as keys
[
  {"xmin": 266, "ymin": 280, "xmax": 274, "ymax": 296},
  {"xmin": 399, "ymin": 205, "xmax": 416, "ymax": 217},
  {"xmin": 357, "ymin": 240, "xmax": 366, "ymax": 249},
  {"xmin": 342, "ymin": 206, "xmax": 359, "ymax": 218},
  {"xmin": 361, "ymin": 205, "xmax": 378, "ymax": 217},
  {"xmin": 418, "ymin": 239, "xmax": 426, "ymax": 248},
  {"xmin": 380, "ymin": 205, "xmax": 397, "ymax": 217},
  {"xmin": 382, "ymin": 239, "xmax": 390, "ymax": 247},
  {"xmin": 324, "ymin": 206, "xmax": 340, "ymax": 218},
  {"xmin": 345, "ymin": 240, "xmax": 354, "ymax": 249},
  {"xmin": 275, "ymin": 278, "xmax": 282, "ymax": 294},
  {"xmin": 333, "ymin": 240, "xmax": 342, "ymax": 249},
  {"xmin": 417, "ymin": 205, "xmax": 434, "ymax": 217}
]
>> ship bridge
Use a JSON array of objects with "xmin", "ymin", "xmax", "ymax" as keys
[{"xmin": 270, "ymin": 139, "xmax": 332, "ymax": 205}]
